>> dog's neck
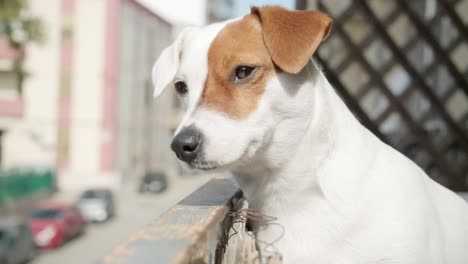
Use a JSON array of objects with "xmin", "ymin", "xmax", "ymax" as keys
[{"xmin": 231, "ymin": 62, "xmax": 379, "ymax": 213}]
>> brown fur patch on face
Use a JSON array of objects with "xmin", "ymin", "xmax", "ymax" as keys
[{"xmin": 200, "ymin": 15, "xmax": 275, "ymax": 119}]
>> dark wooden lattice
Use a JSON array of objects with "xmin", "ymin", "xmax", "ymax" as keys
[{"xmin": 305, "ymin": 0, "xmax": 468, "ymax": 191}]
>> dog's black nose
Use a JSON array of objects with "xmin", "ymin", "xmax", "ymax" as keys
[{"xmin": 171, "ymin": 127, "xmax": 202, "ymax": 163}]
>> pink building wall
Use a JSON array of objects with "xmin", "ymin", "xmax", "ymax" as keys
[
  {"xmin": 100, "ymin": 0, "xmax": 121, "ymax": 172},
  {"xmin": 57, "ymin": 0, "xmax": 75, "ymax": 170}
]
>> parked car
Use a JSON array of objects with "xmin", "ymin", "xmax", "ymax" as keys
[
  {"xmin": 139, "ymin": 171, "xmax": 168, "ymax": 194},
  {"xmin": 77, "ymin": 188, "xmax": 116, "ymax": 223},
  {"xmin": 0, "ymin": 217, "xmax": 36, "ymax": 264},
  {"xmin": 29, "ymin": 202, "xmax": 86, "ymax": 249}
]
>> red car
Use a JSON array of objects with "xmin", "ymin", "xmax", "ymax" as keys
[{"xmin": 28, "ymin": 202, "xmax": 86, "ymax": 249}]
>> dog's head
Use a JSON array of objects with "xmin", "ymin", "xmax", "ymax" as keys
[{"xmin": 152, "ymin": 6, "xmax": 332, "ymax": 171}]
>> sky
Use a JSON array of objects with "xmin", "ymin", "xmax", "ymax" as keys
[
  {"xmin": 138, "ymin": 0, "xmax": 296, "ymax": 25},
  {"xmin": 138, "ymin": 0, "xmax": 207, "ymax": 25}
]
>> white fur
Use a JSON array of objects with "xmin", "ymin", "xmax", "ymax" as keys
[{"xmin": 152, "ymin": 22, "xmax": 468, "ymax": 264}]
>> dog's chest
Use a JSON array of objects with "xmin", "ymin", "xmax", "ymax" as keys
[
  {"xmin": 242, "ymin": 172, "xmax": 434, "ymax": 264},
  {"xmin": 251, "ymin": 196, "xmax": 348, "ymax": 263}
]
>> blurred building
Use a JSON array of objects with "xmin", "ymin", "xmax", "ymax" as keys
[
  {"xmin": 139, "ymin": 0, "xmax": 207, "ymax": 26},
  {"xmin": 0, "ymin": 0, "xmax": 177, "ymax": 191}
]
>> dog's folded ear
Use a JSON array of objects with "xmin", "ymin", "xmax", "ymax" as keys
[
  {"xmin": 152, "ymin": 29, "xmax": 188, "ymax": 98},
  {"xmin": 251, "ymin": 6, "xmax": 332, "ymax": 74}
]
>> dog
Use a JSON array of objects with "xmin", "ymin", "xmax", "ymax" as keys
[{"xmin": 152, "ymin": 6, "xmax": 468, "ymax": 264}]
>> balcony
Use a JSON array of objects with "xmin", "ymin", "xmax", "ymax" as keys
[
  {"xmin": 0, "ymin": 38, "xmax": 25, "ymax": 61},
  {"xmin": 0, "ymin": 38, "xmax": 25, "ymax": 119}
]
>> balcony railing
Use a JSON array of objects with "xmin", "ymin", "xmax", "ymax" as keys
[{"xmin": 98, "ymin": 178, "xmax": 282, "ymax": 264}]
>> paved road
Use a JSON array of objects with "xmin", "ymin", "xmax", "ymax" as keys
[{"xmin": 31, "ymin": 174, "xmax": 214, "ymax": 264}]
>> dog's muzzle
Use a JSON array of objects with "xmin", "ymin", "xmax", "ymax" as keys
[{"xmin": 171, "ymin": 126, "xmax": 203, "ymax": 163}]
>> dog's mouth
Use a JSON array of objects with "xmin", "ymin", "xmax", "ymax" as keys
[
  {"xmin": 186, "ymin": 139, "xmax": 260, "ymax": 172},
  {"xmin": 187, "ymin": 156, "xmax": 234, "ymax": 171},
  {"xmin": 189, "ymin": 160, "xmax": 220, "ymax": 171}
]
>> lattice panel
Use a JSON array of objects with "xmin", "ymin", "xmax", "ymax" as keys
[{"xmin": 314, "ymin": 0, "xmax": 468, "ymax": 191}]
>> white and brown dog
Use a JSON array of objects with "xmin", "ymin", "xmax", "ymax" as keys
[{"xmin": 152, "ymin": 6, "xmax": 468, "ymax": 264}]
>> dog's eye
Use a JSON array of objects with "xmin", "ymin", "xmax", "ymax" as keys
[
  {"xmin": 235, "ymin": 66, "xmax": 255, "ymax": 81},
  {"xmin": 175, "ymin": 81, "xmax": 188, "ymax": 95}
]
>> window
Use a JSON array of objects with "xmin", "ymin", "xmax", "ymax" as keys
[{"xmin": 0, "ymin": 70, "xmax": 21, "ymax": 99}]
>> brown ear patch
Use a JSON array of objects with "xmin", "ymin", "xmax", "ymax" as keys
[
  {"xmin": 251, "ymin": 6, "xmax": 332, "ymax": 74},
  {"xmin": 200, "ymin": 14, "xmax": 275, "ymax": 119}
]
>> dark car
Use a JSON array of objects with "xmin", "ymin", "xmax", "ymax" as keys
[
  {"xmin": 77, "ymin": 188, "xmax": 116, "ymax": 223},
  {"xmin": 0, "ymin": 217, "xmax": 36, "ymax": 264},
  {"xmin": 139, "ymin": 171, "xmax": 168, "ymax": 194},
  {"xmin": 29, "ymin": 202, "xmax": 86, "ymax": 249}
]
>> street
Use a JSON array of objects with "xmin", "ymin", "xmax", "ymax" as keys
[{"xmin": 31, "ymin": 173, "xmax": 215, "ymax": 264}]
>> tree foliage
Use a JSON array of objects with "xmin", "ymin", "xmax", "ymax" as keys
[{"xmin": 0, "ymin": 0, "xmax": 43, "ymax": 49}]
